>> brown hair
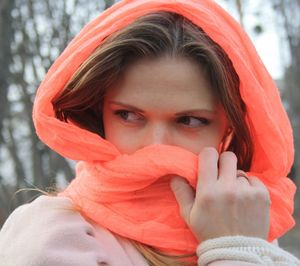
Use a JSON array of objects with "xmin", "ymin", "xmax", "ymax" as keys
[{"xmin": 51, "ymin": 11, "xmax": 253, "ymax": 265}]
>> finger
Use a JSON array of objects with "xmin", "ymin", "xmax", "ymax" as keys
[
  {"xmin": 198, "ymin": 147, "xmax": 219, "ymax": 189},
  {"xmin": 246, "ymin": 175, "xmax": 267, "ymax": 188},
  {"xmin": 236, "ymin": 176, "xmax": 251, "ymax": 186},
  {"xmin": 247, "ymin": 176, "xmax": 271, "ymax": 204},
  {"xmin": 236, "ymin": 170, "xmax": 248, "ymax": 179},
  {"xmin": 218, "ymin": 151, "xmax": 237, "ymax": 183},
  {"xmin": 236, "ymin": 170, "xmax": 251, "ymax": 186},
  {"xmin": 170, "ymin": 176, "xmax": 195, "ymax": 221}
]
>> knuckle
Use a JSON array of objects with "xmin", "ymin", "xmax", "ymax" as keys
[
  {"xmin": 202, "ymin": 147, "xmax": 218, "ymax": 155},
  {"xmin": 200, "ymin": 147, "xmax": 219, "ymax": 161},
  {"xmin": 250, "ymin": 175, "xmax": 266, "ymax": 187},
  {"xmin": 254, "ymin": 188, "xmax": 271, "ymax": 203},
  {"xmin": 250, "ymin": 175, "xmax": 262, "ymax": 184},
  {"xmin": 198, "ymin": 192, "xmax": 216, "ymax": 205},
  {"xmin": 220, "ymin": 151, "xmax": 237, "ymax": 163}
]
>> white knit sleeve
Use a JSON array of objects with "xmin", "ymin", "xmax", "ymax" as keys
[{"xmin": 196, "ymin": 235, "xmax": 300, "ymax": 266}]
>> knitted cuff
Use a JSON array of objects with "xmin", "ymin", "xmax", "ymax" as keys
[{"xmin": 196, "ymin": 235, "xmax": 300, "ymax": 266}]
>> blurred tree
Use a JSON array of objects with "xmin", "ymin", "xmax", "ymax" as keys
[
  {"xmin": 0, "ymin": 0, "xmax": 110, "ymax": 225},
  {"xmin": 223, "ymin": 0, "xmax": 247, "ymax": 28},
  {"xmin": 234, "ymin": 0, "xmax": 244, "ymax": 28},
  {"xmin": 0, "ymin": 0, "xmax": 16, "ymax": 225},
  {"xmin": 0, "ymin": 0, "xmax": 15, "ymax": 143},
  {"xmin": 225, "ymin": 0, "xmax": 300, "ymax": 216},
  {"xmin": 271, "ymin": 0, "xmax": 300, "ymax": 188}
]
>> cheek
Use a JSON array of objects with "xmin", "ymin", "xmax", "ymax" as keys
[
  {"xmin": 103, "ymin": 114, "xmax": 138, "ymax": 154},
  {"xmin": 176, "ymin": 130, "xmax": 224, "ymax": 155},
  {"xmin": 109, "ymin": 134, "xmax": 139, "ymax": 154},
  {"xmin": 176, "ymin": 116, "xmax": 228, "ymax": 154}
]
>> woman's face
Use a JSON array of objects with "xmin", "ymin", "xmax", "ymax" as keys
[{"xmin": 103, "ymin": 56, "xmax": 229, "ymax": 155}]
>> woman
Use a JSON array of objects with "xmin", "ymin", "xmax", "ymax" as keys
[{"xmin": 0, "ymin": 0, "xmax": 299, "ymax": 265}]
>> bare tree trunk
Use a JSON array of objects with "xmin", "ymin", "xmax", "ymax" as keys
[
  {"xmin": 0, "ymin": 0, "xmax": 15, "ymax": 143},
  {"xmin": 235, "ymin": 0, "xmax": 244, "ymax": 28},
  {"xmin": 0, "ymin": 0, "xmax": 110, "ymax": 226},
  {"xmin": 272, "ymin": 0, "xmax": 300, "ymax": 216},
  {"xmin": 105, "ymin": 0, "xmax": 115, "ymax": 9}
]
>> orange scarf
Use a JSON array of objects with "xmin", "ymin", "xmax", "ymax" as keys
[{"xmin": 32, "ymin": 0, "xmax": 296, "ymax": 255}]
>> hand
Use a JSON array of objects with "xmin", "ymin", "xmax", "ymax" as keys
[
  {"xmin": 0, "ymin": 195, "xmax": 105, "ymax": 266},
  {"xmin": 170, "ymin": 147, "xmax": 271, "ymax": 242}
]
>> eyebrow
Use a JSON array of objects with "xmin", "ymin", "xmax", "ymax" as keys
[{"xmin": 108, "ymin": 101, "xmax": 217, "ymax": 115}]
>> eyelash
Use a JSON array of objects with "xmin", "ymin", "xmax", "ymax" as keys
[
  {"xmin": 114, "ymin": 110, "xmax": 142, "ymax": 121},
  {"xmin": 113, "ymin": 110, "xmax": 211, "ymax": 127},
  {"xmin": 176, "ymin": 116, "xmax": 210, "ymax": 127}
]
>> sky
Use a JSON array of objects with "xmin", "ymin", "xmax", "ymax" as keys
[{"xmin": 217, "ymin": 0, "xmax": 289, "ymax": 80}]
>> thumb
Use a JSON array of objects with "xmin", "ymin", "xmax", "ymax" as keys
[{"xmin": 170, "ymin": 177, "xmax": 195, "ymax": 221}]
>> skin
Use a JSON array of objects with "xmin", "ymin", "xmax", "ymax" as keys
[
  {"xmin": 102, "ymin": 56, "xmax": 271, "ymax": 242},
  {"xmin": 103, "ymin": 56, "xmax": 228, "ymax": 154}
]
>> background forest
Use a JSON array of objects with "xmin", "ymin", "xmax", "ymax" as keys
[{"xmin": 0, "ymin": 0, "xmax": 299, "ymax": 255}]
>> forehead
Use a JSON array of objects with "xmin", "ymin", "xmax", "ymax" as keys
[{"xmin": 105, "ymin": 56, "xmax": 218, "ymax": 112}]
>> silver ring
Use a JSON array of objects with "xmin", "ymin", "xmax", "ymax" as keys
[{"xmin": 236, "ymin": 170, "xmax": 249, "ymax": 181}]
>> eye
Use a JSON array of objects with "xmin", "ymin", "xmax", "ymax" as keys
[
  {"xmin": 176, "ymin": 116, "xmax": 210, "ymax": 128},
  {"xmin": 114, "ymin": 110, "xmax": 143, "ymax": 122}
]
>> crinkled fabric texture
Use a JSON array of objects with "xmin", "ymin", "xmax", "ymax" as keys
[{"xmin": 32, "ymin": 0, "xmax": 296, "ymax": 256}]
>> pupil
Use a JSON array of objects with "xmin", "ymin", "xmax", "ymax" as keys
[
  {"xmin": 182, "ymin": 117, "xmax": 190, "ymax": 124},
  {"xmin": 121, "ymin": 111, "xmax": 128, "ymax": 119}
]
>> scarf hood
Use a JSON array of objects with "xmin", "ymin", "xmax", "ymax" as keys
[{"xmin": 32, "ymin": 0, "xmax": 296, "ymax": 255}]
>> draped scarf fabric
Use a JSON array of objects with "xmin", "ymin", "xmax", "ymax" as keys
[{"xmin": 32, "ymin": 0, "xmax": 296, "ymax": 255}]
